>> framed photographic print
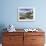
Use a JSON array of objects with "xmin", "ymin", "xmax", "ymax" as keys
[{"xmin": 18, "ymin": 7, "xmax": 35, "ymax": 21}]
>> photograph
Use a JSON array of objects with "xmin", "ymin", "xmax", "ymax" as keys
[{"xmin": 18, "ymin": 7, "xmax": 35, "ymax": 21}]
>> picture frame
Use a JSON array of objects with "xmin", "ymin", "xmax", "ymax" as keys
[{"xmin": 17, "ymin": 7, "xmax": 35, "ymax": 21}]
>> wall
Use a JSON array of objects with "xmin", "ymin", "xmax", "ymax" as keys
[
  {"xmin": 0, "ymin": 0, "xmax": 46, "ymax": 30},
  {"xmin": 0, "ymin": 0, "xmax": 46, "ymax": 43}
]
